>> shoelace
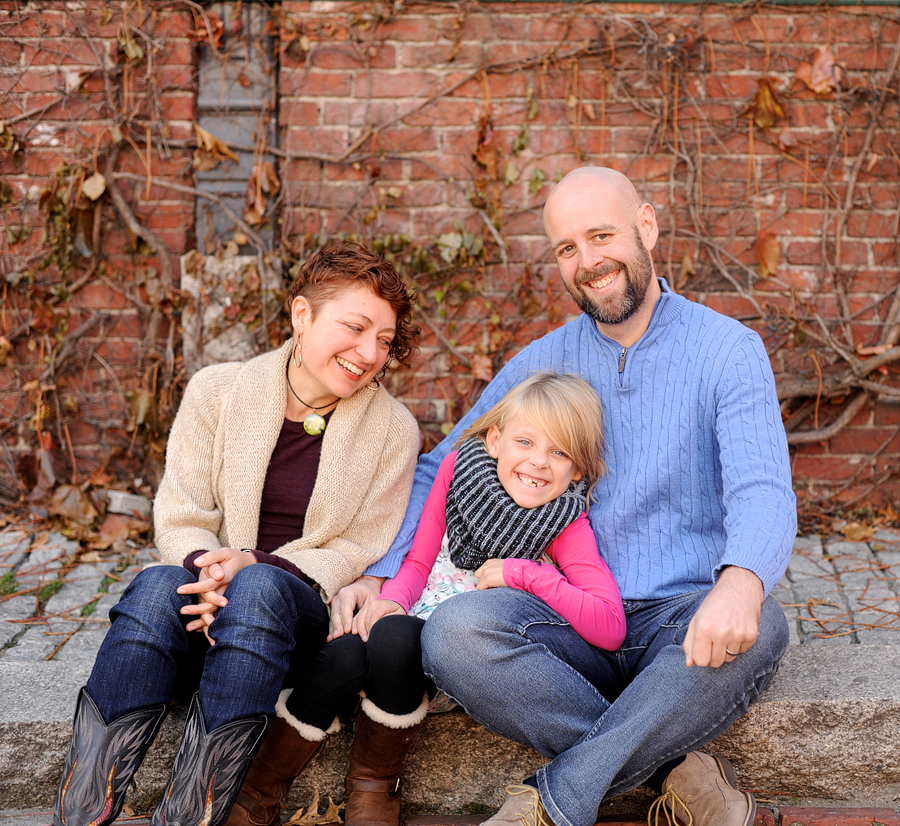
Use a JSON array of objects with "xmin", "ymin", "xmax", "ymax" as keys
[
  {"xmin": 647, "ymin": 788, "xmax": 694, "ymax": 826},
  {"xmin": 504, "ymin": 785, "xmax": 555, "ymax": 826}
]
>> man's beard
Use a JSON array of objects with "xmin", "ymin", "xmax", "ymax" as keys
[{"xmin": 565, "ymin": 227, "xmax": 654, "ymax": 326}]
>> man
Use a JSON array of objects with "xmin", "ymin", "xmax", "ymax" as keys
[{"xmin": 364, "ymin": 167, "xmax": 796, "ymax": 826}]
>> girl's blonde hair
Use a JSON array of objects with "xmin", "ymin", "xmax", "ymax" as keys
[{"xmin": 458, "ymin": 371, "xmax": 606, "ymax": 499}]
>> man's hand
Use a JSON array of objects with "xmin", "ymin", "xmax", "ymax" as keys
[
  {"xmin": 328, "ymin": 575, "xmax": 386, "ymax": 641},
  {"xmin": 683, "ymin": 566, "xmax": 763, "ymax": 668},
  {"xmin": 353, "ymin": 598, "xmax": 406, "ymax": 642},
  {"xmin": 474, "ymin": 558, "xmax": 507, "ymax": 590}
]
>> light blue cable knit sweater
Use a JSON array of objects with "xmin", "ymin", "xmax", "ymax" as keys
[{"xmin": 369, "ymin": 281, "xmax": 797, "ymax": 600}]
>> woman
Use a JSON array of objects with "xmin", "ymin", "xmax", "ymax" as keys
[{"xmin": 52, "ymin": 243, "xmax": 421, "ymax": 826}]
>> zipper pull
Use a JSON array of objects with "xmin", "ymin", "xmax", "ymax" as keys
[{"xmin": 618, "ymin": 346, "xmax": 628, "ymax": 373}]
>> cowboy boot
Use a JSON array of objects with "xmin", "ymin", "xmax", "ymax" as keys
[
  {"xmin": 225, "ymin": 690, "xmax": 339, "ymax": 826},
  {"xmin": 151, "ymin": 694, "xmax": 268, "ymax": 826},
  {"xmin": 53, "ymin": 687, "xmax": 168, "ymax": 826},
  {"xmin": 343, "ymin": 694, "xmax": 428, "ymax": 826}
]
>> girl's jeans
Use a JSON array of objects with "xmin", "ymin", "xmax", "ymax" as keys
[
  {"xmin": 86, "ymin": 564, "xmax": 329, "ymax": 732},
  {"xmin": 421, "ymin": 587, "xmax": 789, "ymax": 826}
]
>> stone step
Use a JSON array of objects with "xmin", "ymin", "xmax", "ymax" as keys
[{"xmin": 2, "ymin": 643, "xmax": 899, "ymax": 813}]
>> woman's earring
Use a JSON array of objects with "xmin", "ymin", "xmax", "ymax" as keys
[{"xmin": 293, "ymin": 340, "xmax": 302, "ymax": 369}]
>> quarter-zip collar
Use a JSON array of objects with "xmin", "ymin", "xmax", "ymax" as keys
[{"xmin": 585, "ymin": 279, "xmax": 684, "ymax": 385}]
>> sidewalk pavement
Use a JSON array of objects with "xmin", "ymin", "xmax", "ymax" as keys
[{"xmin": 2, "ymin": 527, "xmax": 900, "ymax": 821}]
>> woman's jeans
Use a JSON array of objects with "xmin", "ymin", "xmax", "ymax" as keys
[
  {"xmin": 287, "ymin": 614, "xmax": 435, "ymax": 730},
  {"xmin": 86, "ymin": 564, "xmax": 329, "ymax": 732},
  {"xmin": 422, "ymin": 588, "xmax": 789, "ymax": 826}
]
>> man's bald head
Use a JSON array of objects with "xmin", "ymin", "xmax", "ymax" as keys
[{"xmin": 543, "ymin": 167, "xmax": 642, "ymax": 235}]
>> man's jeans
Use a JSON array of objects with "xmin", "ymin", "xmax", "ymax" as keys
[
  {"xmin": 422, "ymin": 588, "xmax": 789, "ymax": 826},
  {"xmin": 86, "ymin": 564, "xmax": 329, "ymax": 731}
]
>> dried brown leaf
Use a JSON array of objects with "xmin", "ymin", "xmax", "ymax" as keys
[
  {"xmin": 841, "ymin": 521, "xmax": 876, "ymax": 542},
  {"xmin": 471, "ymin": 354, "xmax": 493, "ymax": 382},
  {"xmin": 756, "ymin": 231, "xmax": 780, "ymax": 277},
  {"xmin": 748, "ymin": 78, "xmax": 785, "ymax": 130},
  {"xmin": 193, "ymin": 125, "xmax": 239, "ymax": 172},
  {"xmin": 676, "ymin": 254, "xmax": 696, "ymax": 291},
  {"xmin": 472, "ymin": 115, "xmax": 499, "ymax": 180},
  {"xmin": 777, "ymin": 127, "xmax": 798, "ymax": 152},
  {"xmin": 795, "ymin": 46, "xmax": 841, "ymax": 96},
  {"xmin": 48, "ymin": 484, "xmax": 99, "ymax": 527},
  {"xmin": 81, "ymin": 172, "xmax": 107, "ymax": 201},
  {"xmin": 286, "ymin": 788, "xmax": 344, "ymax": 825}
]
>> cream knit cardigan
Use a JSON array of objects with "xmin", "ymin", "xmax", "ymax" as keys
[{"xmin": 153, "ymin": 341, "xmax": 420, "ymax": 601}]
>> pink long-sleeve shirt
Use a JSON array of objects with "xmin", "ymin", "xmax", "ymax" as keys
[{"xmin": 378, "ymin": 452, "xmax": 627, "ymax": 651}]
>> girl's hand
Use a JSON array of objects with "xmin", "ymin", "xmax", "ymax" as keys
[
  {"xmin": 353, "ymin": 599, "xmax": 405, "ymax": 642},
  {"xmin": 474, "ymin": 558, "xmax": 507, "ymax": 590}
]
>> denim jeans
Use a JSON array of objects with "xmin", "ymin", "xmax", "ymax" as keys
[
  {"xmin": 86, "ymin": 564, "xmax": 329, "ymax": 731},
  {"xmin": 421, "ymin": 587, "xmax": 789, "ymax": 826}
]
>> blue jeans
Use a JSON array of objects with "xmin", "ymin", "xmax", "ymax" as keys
[
  {"xmin": 421, "ymin": 588, "xmax": 788, "ymax": 826},
  {"xmin": 86, "ymin": 564, "xmax": 329, "ymax": 731}
]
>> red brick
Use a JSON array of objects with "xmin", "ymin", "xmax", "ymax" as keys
[
  {"xmin": 779, "ymin": 808, "xmax": 900, "ymax": 826},
  {"xmin": 354, "ymin": 70, "xmax": 438, "ymax": 99},
  {"xmin": 283, "ymin": 126, "xmax": 348, "ymax": 156},
  {"xmin": 282, "ymin": 69, "xmax": 352, "ymax": 97},
  {"xmin": 311, "ymin": 43, "xmax": 395, "ymax": 70}
]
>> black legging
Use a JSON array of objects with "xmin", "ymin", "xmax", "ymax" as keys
[{"xmin": 285, "ymin": 614, "xmax": 435, "ymax": 730}]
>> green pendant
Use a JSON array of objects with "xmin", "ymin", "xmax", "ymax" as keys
[{"xmin": 303, "ymin": 413, "xmax": 326, "ymax": 436}]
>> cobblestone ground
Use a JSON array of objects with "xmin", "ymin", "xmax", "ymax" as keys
[
  {"xmin": 2, "ymin": 527, "xmax": 900, "ymax": 663},
  {"xmin": 0, "ymin": 529, "xmax": 156, "ymax": 664}
]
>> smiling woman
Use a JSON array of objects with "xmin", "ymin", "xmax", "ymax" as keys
[{"xmin": 51, "ymin": 243, "xmax": 422, "ymax": 826}]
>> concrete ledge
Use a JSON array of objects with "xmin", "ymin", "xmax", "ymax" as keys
[{"xmin": 3, "ymin": 645, "xmax": 899, "ymax": 811}]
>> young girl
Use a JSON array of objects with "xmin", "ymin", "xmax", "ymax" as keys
[
  {"xmin": 249, "ymin": 372, "xmax": 626, "ymax": 826},
  {"xmin": 355, "ymin": 369, "xmax": 626, "ymax": 647}
]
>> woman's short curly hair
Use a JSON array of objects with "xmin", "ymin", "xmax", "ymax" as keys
[{"xmin": 286, "ymin": 242, "xmax": 420, "ymax": 369}]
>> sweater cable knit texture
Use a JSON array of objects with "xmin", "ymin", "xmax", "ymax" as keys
[
  {"xmin": 372, "ymin": 282, "xmax": 796, "ymax": 601},
  {"xmin": 154, "ymin": 341, "xmax": 420, "ymax": 601}
]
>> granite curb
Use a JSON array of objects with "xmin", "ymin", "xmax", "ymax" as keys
[
  {"xmin": 2, "ymin": 807, "xmax": 900, "ymax": 826},
  {"xmin": 2, "ymin": 528, "xmax": 900, "ymax": 813}
]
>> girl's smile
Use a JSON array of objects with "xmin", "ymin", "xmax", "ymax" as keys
[{"xmin": 485, "ymin": 416, "xmax": 582, "ymax": 509}]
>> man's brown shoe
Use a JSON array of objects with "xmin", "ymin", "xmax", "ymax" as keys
[
  {"xmin": 482, "ymin": 785, "xmax": 554, "ymax": 826},
  {"xmin": 648, "ymin": 752, "xmax": 756, "ymax": 826}
]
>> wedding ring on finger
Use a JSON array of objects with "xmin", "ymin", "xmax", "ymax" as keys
[{"xmin": 725, "ymin": 648, "xmax": 740, "ymax": 656}]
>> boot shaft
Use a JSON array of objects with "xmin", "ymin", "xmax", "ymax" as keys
[{"xmin": 151, "ymin": 694, "xmax": 268, "ymax": 826}]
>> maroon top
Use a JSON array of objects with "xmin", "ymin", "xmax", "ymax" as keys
[{"xmin": 183, "ymin": 414, "xmax": 331, "ymax": 584}]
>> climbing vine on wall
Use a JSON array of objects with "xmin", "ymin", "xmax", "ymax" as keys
[{"xmin": 1, "ymin": 0, "xmax": 900, "ymax": 530}]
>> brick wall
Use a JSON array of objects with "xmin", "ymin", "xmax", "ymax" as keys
[
  {"xmin": 1, "ymin": 1, "xmax": 899, "ymax": 510},
  {"xmin": 0, "ymin": 0, "xmax": 196, "ymax": 494}
]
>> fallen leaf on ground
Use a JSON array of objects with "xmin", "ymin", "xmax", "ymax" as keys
[
  {"xmin": 286, "ymin": 788, "xmax": 344, "ymax": 825},
  {"xmin": 841, "ymin": 521, "xmax": 876, "ymax": 542},
  {"xmin": 48, "ymin": 484, "xmax": 99, "ymax": 527},
  {"xmin": 93, "ymin": 513, "xmax": 150, "ymax": 550}
]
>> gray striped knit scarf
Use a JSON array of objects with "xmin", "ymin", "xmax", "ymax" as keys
[{"xmin": 445, "ymin": 437, "xmax": 588, "ymax": 571}]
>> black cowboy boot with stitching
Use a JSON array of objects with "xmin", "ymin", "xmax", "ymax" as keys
[
  {"xmin": 53, "ymin": 687, "xmax": 168, "ymax": 826},
  {"xmin": 151, "ymin": 693, "xmax": 268, "ymax": 826}
]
